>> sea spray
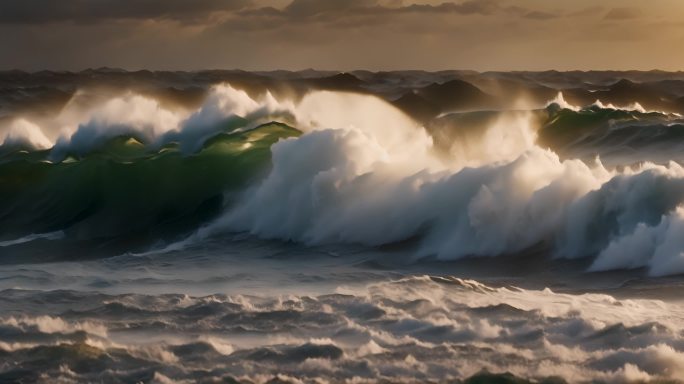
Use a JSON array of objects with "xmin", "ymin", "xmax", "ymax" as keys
[{"xmin": 5, "ymin": 85, "xmax": 684, "ymax": 275}]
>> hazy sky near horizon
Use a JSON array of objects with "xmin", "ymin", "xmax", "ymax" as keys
[{"xmin": 1, "ymin": 0, "xmax": 683, "ymax": 71}]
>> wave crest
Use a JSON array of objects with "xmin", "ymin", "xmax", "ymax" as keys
[{"xmin": 5, "ymin": 85, "xmax": 684, "ymax": 276}]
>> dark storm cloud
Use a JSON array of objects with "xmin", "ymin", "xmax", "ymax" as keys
[
  {"xmin": 0, "ymin": 0, "xmax": 555, "ymax": 26},
  {"xmin": 237, "ymin": 0, "xmax": 542, "ymax": 25},
  {"xmin": 0, "ymin": 0, "xmax": 251, "ymax": 24}
]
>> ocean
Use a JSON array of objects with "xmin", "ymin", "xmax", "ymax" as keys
[{"xmin": 2, "ymin": 69, "xmax": 684, "ymax": 383}]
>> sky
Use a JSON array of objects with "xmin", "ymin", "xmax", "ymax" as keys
[{"xmin": 1, "ymin": 0, "xmax": 683, "ymax": 71}]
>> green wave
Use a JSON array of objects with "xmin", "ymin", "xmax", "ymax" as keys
[
  {"xmin": 538, "ymin": 106, "xmax": 639, "ymax": 149},
  {"xmin": 0, "ymin": 122, "xmax": 300, "ymax": 241},
  {"xmin": 542, "ymin": 103, "xmax": 684, "ymax": 148},
  {"xmin": 429, "ymin": 104, "xmax": 681, "ymax": 158}
]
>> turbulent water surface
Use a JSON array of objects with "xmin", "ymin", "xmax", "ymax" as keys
[{"xmin": 2, "ymin": 70, "xmax": 684, "ymax": 383}]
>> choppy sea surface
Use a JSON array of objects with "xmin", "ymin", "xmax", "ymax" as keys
[{"xmin": 3, "ymin": 236, "xmax": 684, "ymax": 383}]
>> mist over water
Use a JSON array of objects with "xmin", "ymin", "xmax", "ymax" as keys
[{"xmin": 2, "ymin": 70, "xmax": 684, "ymax": 383}]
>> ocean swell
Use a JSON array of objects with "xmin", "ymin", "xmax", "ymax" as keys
[
  {"xmin": 4, "ymin": 85, "xmax": 684, "ymax": 276},
  {"xmin": 200, "ymin": 89, "xmax": 684, "ymax": 276}
]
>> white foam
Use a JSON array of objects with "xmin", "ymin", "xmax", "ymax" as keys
[
  {"xmin": 546, "ymin": 92, "xmax": 580, "ymax": 111},
  {"xmin": 0, "ymin": 231, "xmax": 65, "ymax": 247}
]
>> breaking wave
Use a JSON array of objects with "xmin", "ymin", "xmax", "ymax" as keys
[{"xmin": 4, "ymin": 86, "xmax": 684, "ymax": 276}]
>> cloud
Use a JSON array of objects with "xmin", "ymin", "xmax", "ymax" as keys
[
  {"xmin": 569, "ymin": 6, "xmax": 605, "ymax": 18},
  {"xmin": 278, "ymin": 0, "xmax": 508, "ymax": 18},
  {"xmin": 0, "ymin": 0, "xmax": 251, "ymax": 24},
  {"xmin": 523, "ymin": 11, "xmax": 557, "ymax": 20},
  {"xmin": 0, "ymin": 0, "xmax": 681, "ymax": 71},
  {"xmin": 0, "ymin": 0, "xmax": 556, "ymax": 27},
  {"xmin": 233, "ymin": 0, "xmax": 545, "ymax": 29},
  {"xmin": 604, "ymin": 7, "xmax": 642, "ymax": 20},
  {"xmin": 400, "ymin": 0, "xmax": 504, "ymax": 15},
  {"xmin": 284, "ymin": 0, "xmax": 377, "ymax": 18}
]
